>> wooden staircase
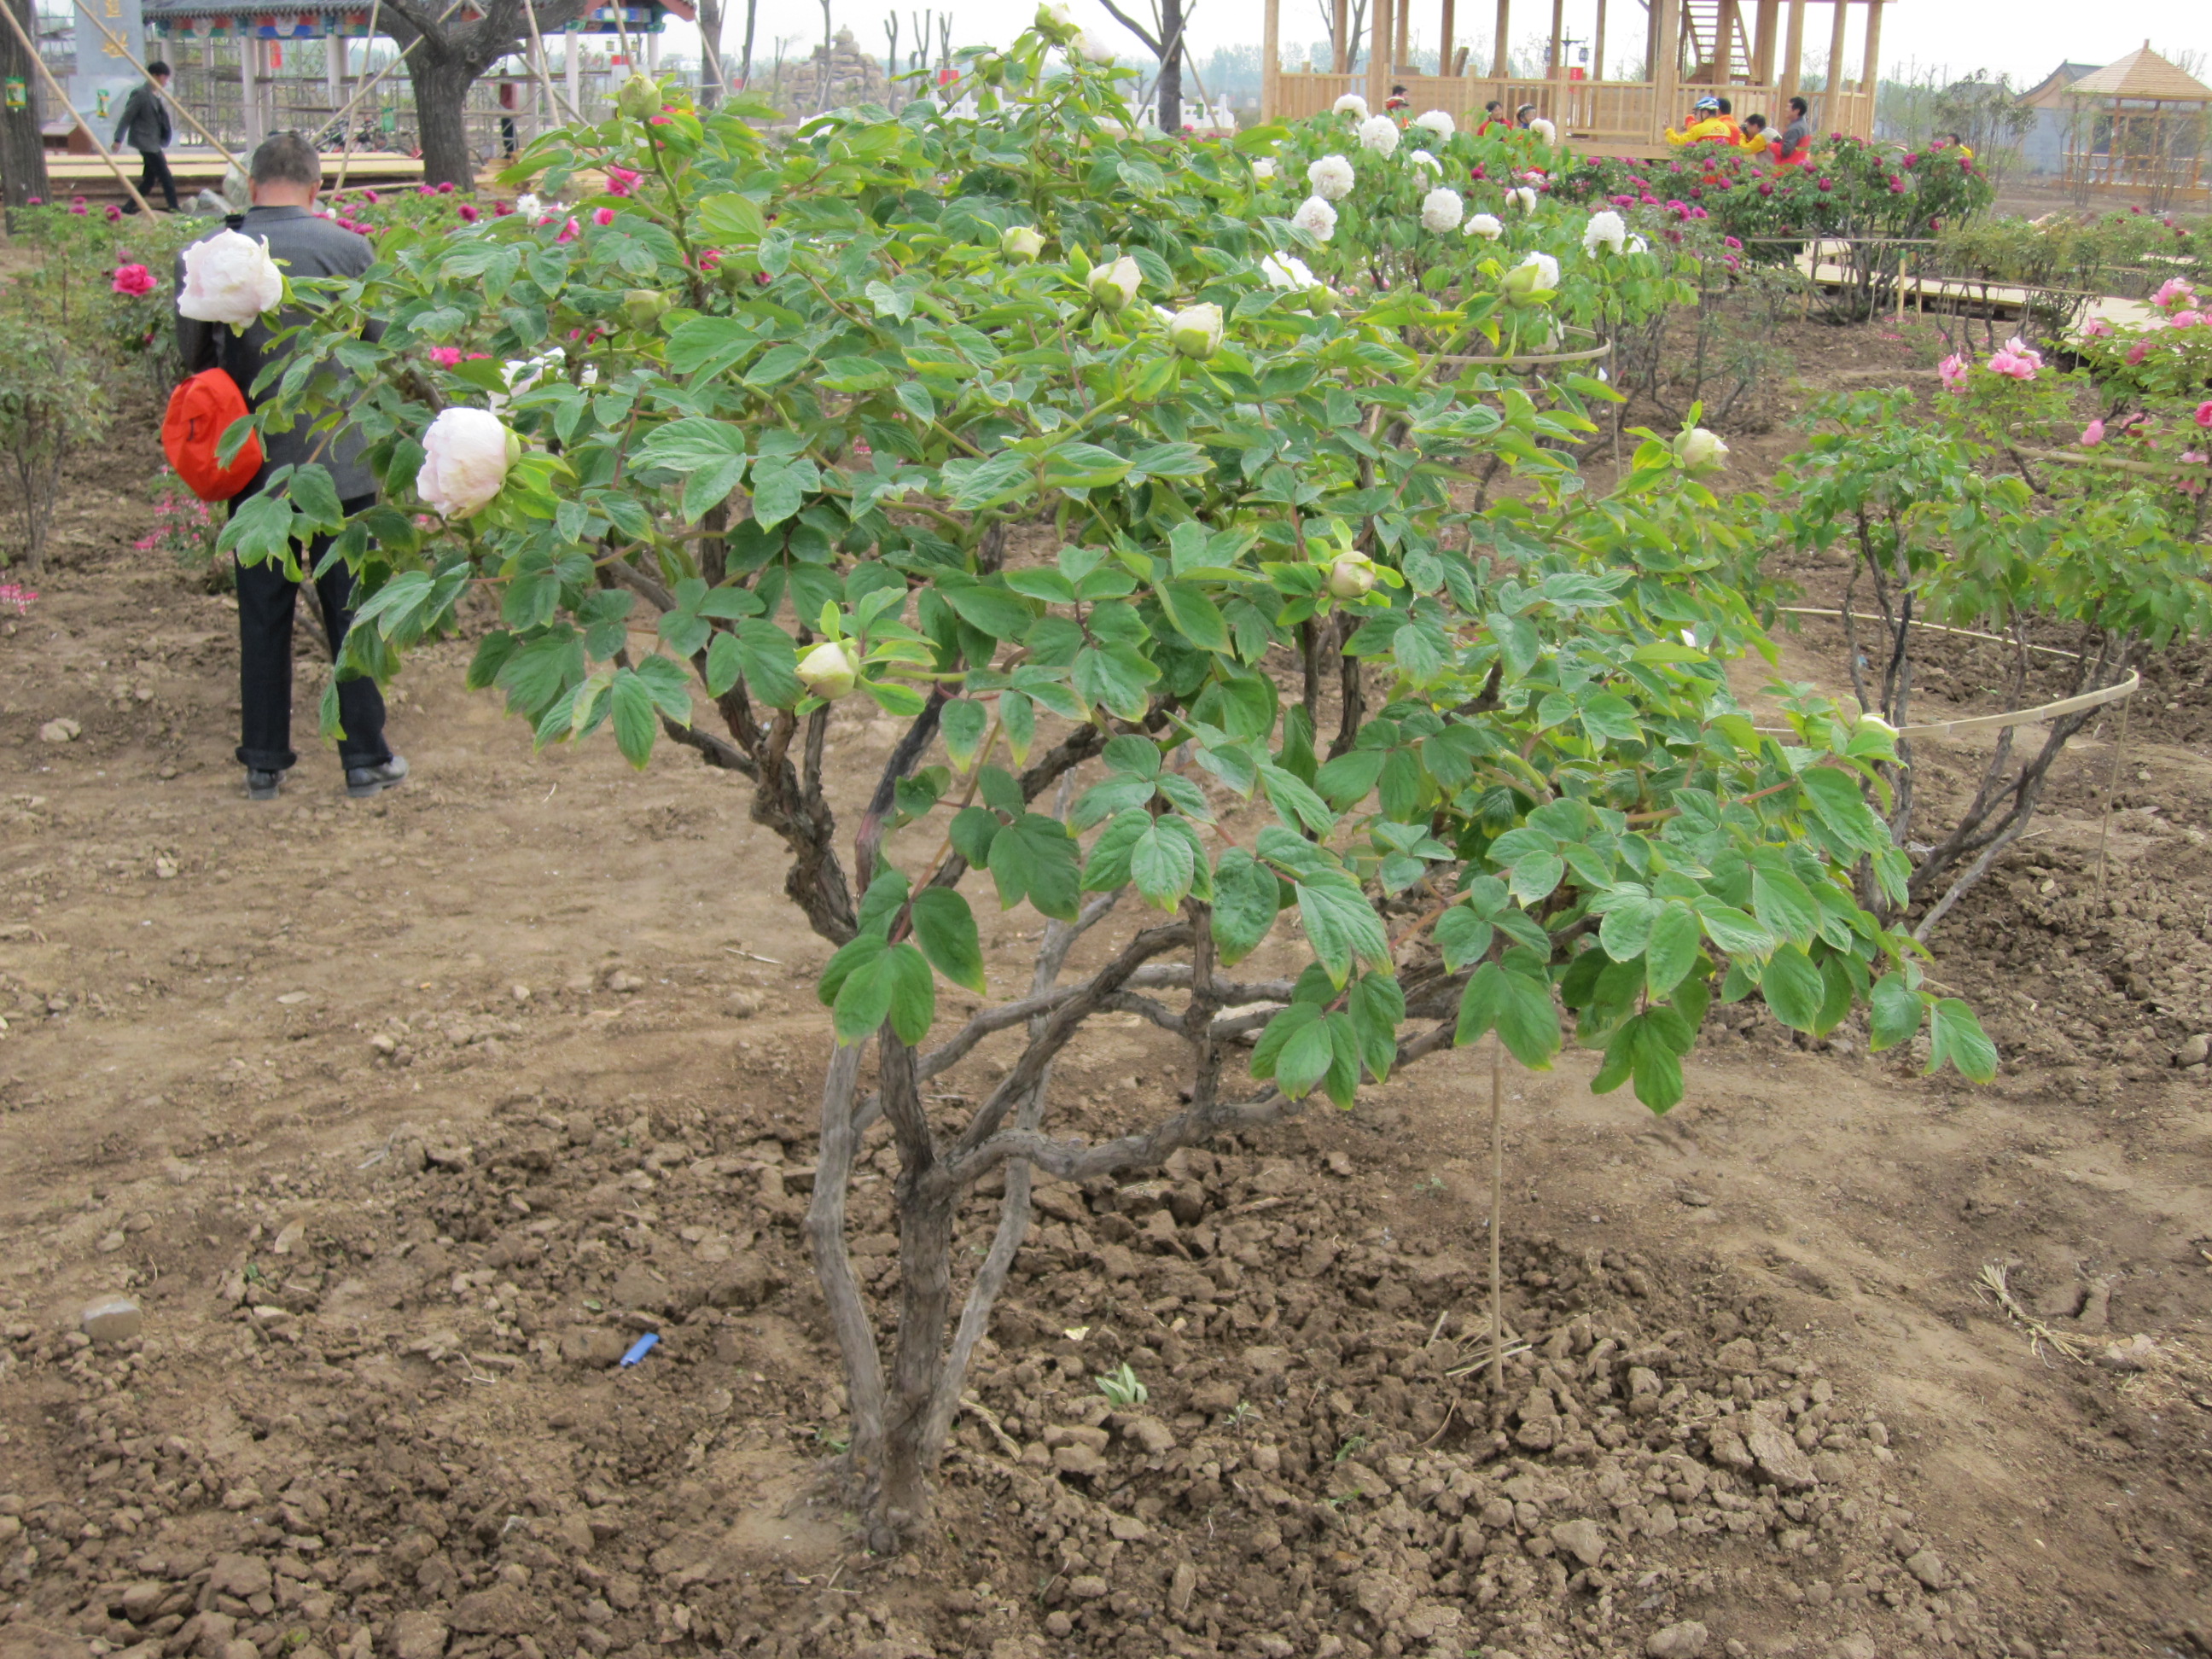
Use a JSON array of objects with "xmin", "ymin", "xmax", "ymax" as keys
[{"xmin": 1681, "ymin": 0, "xmax": 1752, "ymax": 82}]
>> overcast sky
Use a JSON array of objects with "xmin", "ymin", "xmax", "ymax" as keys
[{"xmin": 664, "ymin": 0, "xmax": 2203, "ymax": 92}]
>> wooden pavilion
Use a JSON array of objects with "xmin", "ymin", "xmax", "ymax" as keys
[
  {"xmin": 1259, "ymin": 0, "xmax": 1890, "ymax": 155},
  {"xmin": 2058, "ymin": 43, "xmax": 2210, "ymax": 207}
]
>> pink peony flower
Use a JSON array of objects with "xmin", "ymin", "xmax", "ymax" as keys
[
  {"xmin": 69, "ymin": 197, "xmax": 87, "ymax": 215},
  {"xmin": 2082, "ymin": 317, "xmax": 2114, "ymax": 338},
  {"xmin": 110, "ymin": 263, "xmax": 155, "ymax": 297},
  {"xmin": 104, "ymin": 203, "xmax": 121, "ymax": 224},
  {"xmin": 2126, "ymin": 341, "xmax": 2150, "ymax": 365},
  {"xmin": 605, "ymin": 166, "xmax": 643, "ymax": 196},
  {"xmin": 556, "ymin": 218, "xmax": 579, "ymax": 243},
  {"xmin": 1723, "ymin": 236, "xmax": 1742, "ymax": 249},
  {"xmin": 1937, "ymin": 352, "xmax": 1970, "ymax": 393},
  {"xmin": 2152, "ymin": 277, "xmax": 2197, "ymax": 309},
  {"xmin": 427, "ymin": 346, "xmax": 464, "ymax": 367},
  {"xmin": 417, "ymin": 184, "xmax": 435, "ymax": 196},
  {"xmin": 592, "ymin": 207, "xmax": 615, "ymax": 226},
  {"xmin": 457, "ymin": 203, "xmax": 479, "ymax": 222},
  {"xmin": 2171, "ymin": 310, "xmax": 2203, "ymax": 329},
  {"xmin": 696, "ymin": 248, "xmax": 723, "ymax": 272},
  {"xmin": 493, "ymin": 201, "xmax": 514, "ymax": 216},
  {"xmin": 438, "ymin": 181, "xmax": 455, "ymax": 194},
  {"xmin": 2196, "ymin": 401, "xmax": 2212, "ymax": 429},
  {"xmin": 364, "ymin": 189, "xmax": 380, "ymax": 204},
  {"xmin": 2080, "ymin": 419, "xmax": 2104, "ymax": 445}
]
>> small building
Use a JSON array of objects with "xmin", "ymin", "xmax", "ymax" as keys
[
  {"xmin": 2058, "ymin": 43, "xmax": 2210, "ymax": 207},
  {"xmin": 1259, "ymin": 0, "xmax": 1893, "ymax": 154},
  {"xmin": 2016, "ymin": 60, "xmax": 2098, "ymax": 176}
]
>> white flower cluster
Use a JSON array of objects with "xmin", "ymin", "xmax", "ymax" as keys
[
  {"xmin": 178, "ymin": 230, "xmax": 285, "ymax": 326},
  {"xmin": 1528, "ymin": 117, "xmax": 1557, "ymax": 143},
  {"xmin": 416, "ymin": 407, "xmax": 519, "ymax": 519},
  {"xmin": 1407, "ymin": 148, "xmax": 1441, "ymax": 175},
  {"xmin": 1333, "ymin": 93, "xmax": 1369, "ymax": 119},
  {"xmin": 1464, "ymin": 212, "xmax": 1503, "ymax": 240},
  {"xmin": 1412, "ymin": 109, "xmax": 1454, "ymax": 141},
  {"xmin": 1581, "ymin": 209, "xmax": 1627, "ymax": 256},
  {"xmin": 1307, "ymin": 154, "xmax": 1355, "ymax": 201},
  {"xmin": 1261, "ymin": 251, "xmax": 1318, "ymax": 291},
  {"xmin": 1357, "ymin": 114, "xmax": 1399, "ymax": 157},
  {"xmin": 1291, "ymin": 196, "xmax": 1338, "ymax": 242},
  {"xmin": 1419, "ymin": 187, "xmax": 1464, "ymax": 234}
]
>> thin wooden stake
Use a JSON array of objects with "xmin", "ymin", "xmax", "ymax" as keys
[
  {"xmin": 335, "ymin": 0, "xmax": 381, "ymax": 195},
  {"xmin": 0, "ymin": 0, "xmax": 155, "ymax": 217},
  {"xmin": 2094, "ymin": 692, "xmax": 2131, "ymax": 894},
  {"xmin": 1488, "ymin": 1030, "xmax": 1504, "ymax": 1397},
  {"xmin": 522, "ymin": 0, "xmax": 584, "ymax": 125}
]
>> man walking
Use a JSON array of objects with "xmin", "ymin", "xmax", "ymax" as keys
[
  {"xmin": 175, "ymin": 131, "xmax": 408, "ymax": 802},
  {"xmin": 113, "ymin": 61, "xmax": 177, "ymax": 212}
]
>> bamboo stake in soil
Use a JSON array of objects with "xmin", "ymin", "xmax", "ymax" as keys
[
  {"xmin": 1488, "ymin": 1030, "xmax": 1504, "ymax": 1396},
  {"xmin": 0, "ymin": 0, "xmax": 154, "ymax": 217},
  {"xmin": 2095, "ymin": 693, "xmax": 2131, "ymax": 894}
]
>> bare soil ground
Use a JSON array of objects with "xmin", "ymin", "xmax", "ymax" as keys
[{"xmin": 0, "ymin": 338, "xmax": 2208, "ymax": 1659}]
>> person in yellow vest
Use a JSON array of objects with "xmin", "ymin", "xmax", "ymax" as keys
[
  {"xmin": 1737, "ymin": 114, "xmax": 1770, "ymax": 156},
  {"xmin": 1667, "ymin": 96, "xmax": 1736, "ymax": 145},
  {"xmin": 1932, "ymin": 131, "xmax": 1975, "ymax": 163}
]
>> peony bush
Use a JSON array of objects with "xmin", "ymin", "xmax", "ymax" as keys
[{"xmin": 236, "ymin": 20, "xmax": 1995, "ymax": 1540}]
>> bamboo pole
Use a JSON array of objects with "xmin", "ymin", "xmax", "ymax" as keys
[
  {"xmin": 0, "ymin": 0, "xmax": 154, "ymax": 216},
  {"xmin": 1778, "ymin": 0, "xmax": 1803, "ymax": 105},
  {"xmin": 522, "ymin": 0, "xmax": 585, "ymax": 124},
  {"xmin": 335, "ymin": 0, "xmax": 381, "ymax": 194},
  {"xmin": 69, "ymin": 0, "xmax": 242, "ymax": 172},
  {"xmin": 1487, "ymin": 1032, "xmax": 1505, "ymax": 1396}
]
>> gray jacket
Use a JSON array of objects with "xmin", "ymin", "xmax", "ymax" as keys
[
  {"xmin": 114, "ymin": 82, "xmax": 171, "ymax": 153},
  {"xmin": 176, "ymin": 206, "xmax": 381, "ymax": 504}
]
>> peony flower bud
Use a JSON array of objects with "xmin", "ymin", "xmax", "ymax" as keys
[
  {"xmin": 622, "ymin": 288, "xmax": 671, "ymax": 330},
  {"xmin": 615, "ymin": 76, "xmax": 661, "ymax": 119},
  {"xmin": 416, "ymin": 407, "xmax": 520, "ymax": 519},
  {"xmin": 1500, "ymin": 251, "xmax": 1559, "ymax": 303},
  {"xmin": 1034, "ymin": 0, "xmax": 1079, "ymax": 38},
  {"xmin": 1090, "ymin": 255, "xmax": 1141, "ymax": 311},
  {"xmin": 1001, "ymin": 224, "xmax": 1045, "ymax": 262},
  {"xmin": 178, "ymin": 230, "xmax": 285, "ymax": 327},
  {"xmin": 1167, "ymin": 302, "xmax": 1224, "ymax": 359},
  {"xmin": 1674, "ymin": 427, "xmax": 1728, "ymax": 471},
  {"xmin": 797, "ymin": 640, "xmax": 860, "ymax": 701},
  {"xmin": 1327, "ymin": 551, "xmax": 1376, "ymax": 599}
]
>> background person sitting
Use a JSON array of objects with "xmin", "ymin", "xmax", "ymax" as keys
[
  {"xmin": 1667, "ymin": 96, "xmax": 1735, "ymax": 144},
  {"xmin": 1772, "ymin": 95, "xmax": 1814, "ymax": 167}
]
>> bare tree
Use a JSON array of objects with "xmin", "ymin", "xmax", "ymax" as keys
[
  {"xmin": 1100, "ymin": 0, "xmax": 1187, "ymax": 134},
  {"xmin": 736, "ymin": 0, "xmax": 758, "ymax": 88},
  {"xmin": 380, "ymin": 0, "xmax": 591, "ymax": 186},
  {"xmin": 934, "ymin": 12, "xmax": 950, "ymax": 75},
  {"xmin": 882, "ymin": 13, "xmax": 899, "ymax": 86},
  {"xmin": 818, "ymin": 0, "xmax": 834, "ymax": 111},
  {"xmin": 1313, "ymin": 0, "xmax": 1365, "ymax": 73},
  {"xmin": 696, "ymin": 0, "xmax": 726, "ymax": 108}
]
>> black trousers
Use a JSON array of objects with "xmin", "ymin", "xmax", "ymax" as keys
[
  {"xmin": 234, "ymin": 491, "xmax": 391, "ymax": 774},
  {"xmin": 136, "ymin": 149, "xmax": 178, "ymax": 211}
]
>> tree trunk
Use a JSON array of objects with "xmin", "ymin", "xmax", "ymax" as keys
[
  {"xmin": 738, "ymin": 0, "xmax": 758, "ymax": 88},
  {"xmin": 0, "ymin": 0, "xmax": 50, "ymax": 212},
  {"xmin": 696, "ymin": 0, "xmax": 725, "ymax": 108},
  {"xmin": 1155, "ymin": 0, "xmax": 1183, "ymax": 134},
  {"xmin": 410, "ymin": 50, "xmax": 478, "ymax": 187}
]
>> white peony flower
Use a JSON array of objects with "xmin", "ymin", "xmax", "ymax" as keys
[
  {"xmin": 1407, "ymin": 148, "xmax": 1441, "ymax": 174},
  {"xmin": 1628, "ymin": 233, "xmax": 1649, "ymax": 253},
  {"xmin": 515, "ymin": 192, "xmax": 541, "ymax": 217},
  {"xmin": 1357, "ymin": 114, "xmax": 1400, "ymax": 156},
  {"xmin": 416, "ymin": 407, "xmax": 519, "ymax": 519},
  {"xmin": 1509, "ymin": 185, "xmax": 1539, "ymax": 214},
  {"xmin": 1333, "ymin": 93, "xmax": 1369, "ymax": 119},
  {"xmin": 1252, "ymin": 157, "xmax": 1277, "ymax": 180},
  {"xmin": 1261, "ymin": 251, "xmax": 1318, "ymax": 290},
  {"xmin": 1167, "ymin": 302, "xmax": 1224, "ymax": 359},
  {"xmin": 1307, "ymin": 154, "xmax": 1355, "ymax": 201},
  {"xmin": 1464, "ymin": 212, "xmax": 1504, "ymax": 240},
  {"xmin": 1528, "ymin": 117, "xmax": 1557, "ymax": 144},
  {"xmin": 1412, "ymin": 109, "xmax": 1454, "ymax": 141},
  {"xmin": 1580, "ymin": 209, "xmax": 1627, "ymax": 257},
  {"xmin": 1501, "ymin": 250, "xmax": 1559, "ymax": 303},
  {"xmin": 1089, "ymin": 254, "xmax": 1141, "ymax": 310},
  {"xmin": 1327, "ymin": 550, "xmax": 1377, "ymax": 599},
  {"xmin": 1035, "ymin": 1, "xmax": 1078, "ymax": 34},
  {"xmin": 797, "ymin": 640, "xmax": 860, "ymax": 701},
  {"xmin": 1001, "ymin": 225, "xmax": 1045, "ymax": 262},
  {"xmin": 1419, "ymin": 187, "xmax": 1464, "ymax": 234},
  {"xmin": 1290, "ymin": 195, "xmax": 1338, "ymax": 242},
  {"xmin": 1076, "ymin": 29, "xmax": 1118, "ymax": 62},
  {"xmin": 1674, "ymin": 427, "xmax": 1729, "ymax": 471},
  {"xmin": 178, "ymin": 230, "xmax": 286, "ymax": 326},
  {"xmin": 1856, "ymin": 710, "xmax": 1897, "ymax": 736}
]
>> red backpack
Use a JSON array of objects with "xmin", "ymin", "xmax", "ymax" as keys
[{"xmin": 161, "ymin": 367, "xmax": 264, "ymax": 501}]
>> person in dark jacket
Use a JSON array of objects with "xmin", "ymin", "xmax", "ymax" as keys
[
  {"xmin": 113, "ymin": 62, "xmax": 177, "ymax": 212},
  {"xmin": 176, "ymin": 131, "xmax": 407, "ymax": 802}
]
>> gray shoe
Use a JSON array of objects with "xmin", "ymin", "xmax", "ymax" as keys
[
  {"xmin": 345, "ymin": 755, "xmax": 409, "ymax": 798},
  {"xmin": 245, "ymin": 766, "xmax": 283, "ymax": 800}
]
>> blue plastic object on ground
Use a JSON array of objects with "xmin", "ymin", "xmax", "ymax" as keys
[{"xmin": 620, "ymin": 1332, "xmax": 660, "ymax": 1367}]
